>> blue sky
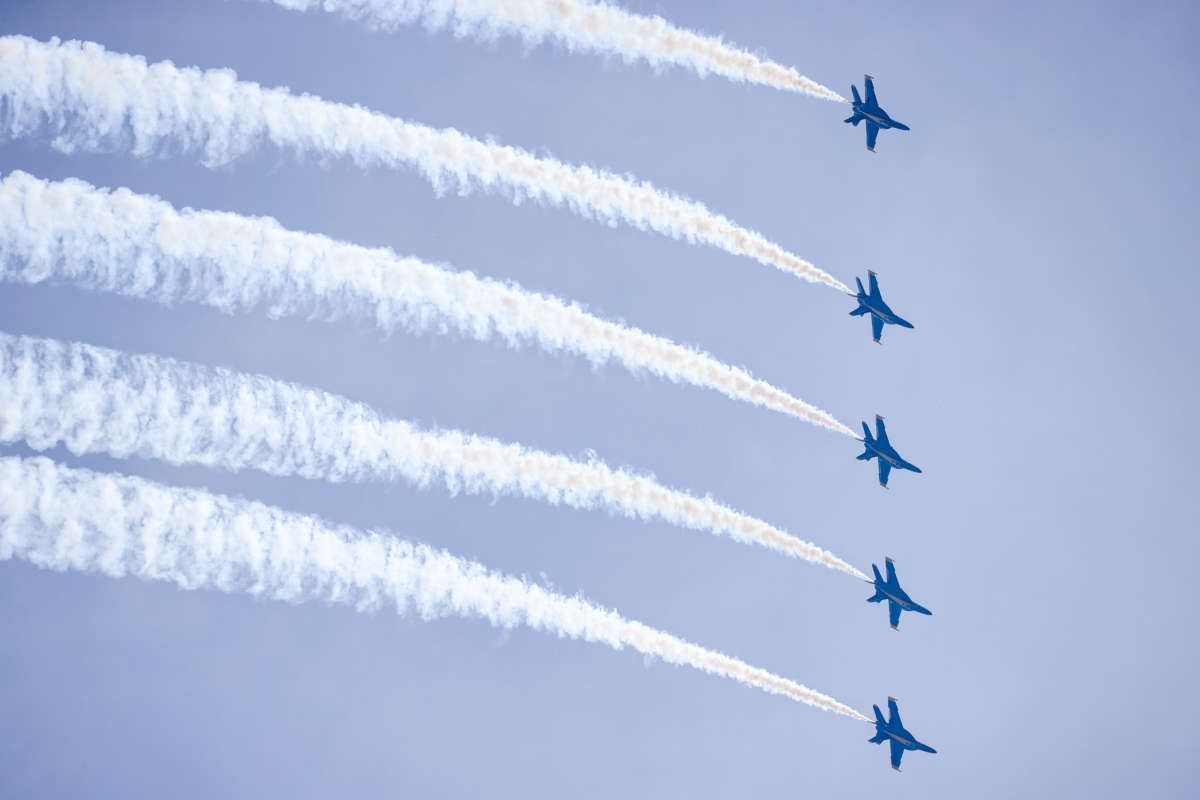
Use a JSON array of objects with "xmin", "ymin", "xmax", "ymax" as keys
[{"xmin": 1, "ymin": 0, "xmax": 1197, "ymax": 796}]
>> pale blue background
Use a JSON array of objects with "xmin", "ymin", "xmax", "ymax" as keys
[{"xmin": 0, "ymin": 0, "xmax": 1196, "ymax": 796}]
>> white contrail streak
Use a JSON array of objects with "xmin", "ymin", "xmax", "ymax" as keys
[
  {"xmin": 0, "ymin": 171, "xmax": 856, "ymax": 436},
  {"xmin": 0, "ymin": 35, "xmax": 848, "ymax": 292},
  {"xmin": 0, "ymin": 332, "xmax": 866, "ymax": 578},
  {"xmin": 267, "ymin": 0, "xmax": 847, "ymax": 102},
  {"xmin": 0, "ymin": 455, "xmax": 870, "ymax": 720}
]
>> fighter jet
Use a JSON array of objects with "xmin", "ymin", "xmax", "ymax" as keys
[
  {"xmin": 844, "ymin": 75, "xmax": 909, "ymax": 152},
  {"xmin": 849, "ymin": 271, "xmax": 913, "ymax": 344},
  {"xmin": 869, "ymin": 697, "xmax": 936, "ymax": 771},
  {"xmin": 857, "ymin": 415, "xmax": 921, "ymax": 488},
  {"xmin": 867, "ymin": 558, "xmax": 932, "ymax": 630}
]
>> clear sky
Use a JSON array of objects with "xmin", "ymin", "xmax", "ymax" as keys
[{"xmin": 1, "ymin": 0, "xmax": 1197, "ymax": 796}]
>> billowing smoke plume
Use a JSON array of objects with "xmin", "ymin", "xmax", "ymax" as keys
[
  {"xmin": 0, "ymin": 331, "xmax": 866, "ymax": 578},
  {"xmin": 268, "ymin": 0, "xmax": 846, "ymax": 101},
  {"xmin": 0, "ymin": 454, "xmax": 870, "ymax": 720},
  {"xmin": 0, "ymin": 171, "xmax": 856, "ymax": 435},
  {"xmin": 0, "ymin": 35, "xmax": 848, "ymax": 292}
]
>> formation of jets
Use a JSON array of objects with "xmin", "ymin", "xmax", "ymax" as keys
[{"xmin": 839, "ymin": 78, "xmax": 935, "ymax": 772}]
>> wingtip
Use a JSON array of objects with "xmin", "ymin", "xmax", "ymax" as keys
[
  {"xmin": 888, "ymin": 696, "xmax": 898, "ymax": 703},
  {"xmin": 885, "ymin": 556, "xmax": 894, "ymax": 564},
  {"xmin": 875, "ymin": 413, "xmax": 885, "ymax": 421},
  {"xmin": 865, "ymin": 74, "xmax": 875, "ymax": 81}
]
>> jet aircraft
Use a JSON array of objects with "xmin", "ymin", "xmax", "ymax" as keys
[
  {"xmin": 867, "ymin": 557, "xmax": 932, "ymax": 630},
  {"xmin": 844, "ymin": 75, "xmax": 909, "ymax": 152},
  {"xmin": 869, "ymin": 697, "xmax": 936, "ymax": 771},
  {"xmin": 849, "ymin": 271, "xmax": 913, "ymax": 344},
  {"xmin": 857, "ymin": 415, "xmax": 921, "ymax": 488}
]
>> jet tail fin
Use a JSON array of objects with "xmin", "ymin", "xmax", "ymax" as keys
[
  {"xmin": 851, "ymin": 85, "xmax": 862, "ymax": 105},
  {"xmin": 872, "ymin": 564, "xmax": 884, "ymax": 583},
  {"xmin": 873, "ymin": 704, "xmax": 886, "ymax": 726},
  {"xmin": 856, "ymin": 276, "xmax": 866, "ymax": 295}
]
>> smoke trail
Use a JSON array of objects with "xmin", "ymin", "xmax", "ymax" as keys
[
  {"xmin": 0, "ymin": 331, "xmax": 866, "ymax": 578},
  {"xmin": 267, "ymin": 0, "xmax": 846, "ymax": 102},
  {"xmin": 0, "ymin": 171, "xmax": 856, "ymax": 436},
  {"xmin": 0, "ymin": 455, "xmax": 869, "ymax": 720},
  {"xmin": 0, "ymin": 35, "xmax": 848, "ymax": 292}
]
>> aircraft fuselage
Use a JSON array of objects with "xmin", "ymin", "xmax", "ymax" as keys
[
  {"xmin": 854, "ymin": 105, "xmax": 895, "ymax": 128},
  {"xmin": 876, "ymin": 586, "xmax": 912, "ymax": 609},
  {"xmin": 864, "ymin": 440, "xmax": 912, "ymax": 470},
  {"xmin": 859, "ymin": 298, "xmax": 899, "ymax": 323}
]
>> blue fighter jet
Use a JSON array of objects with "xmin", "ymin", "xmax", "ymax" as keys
[
  {"xmin": 869, "ymin": 697, "xmax": 936, "ymax": 771},
  {"xmin": 849, "ymin": 271, "xmax": 913, "ymax": 344},
  {"xmin": 857, "ymin": 415, "xmax": 921, "ymax": 488},
  {"xmin": 867, "ymin": 557, "xmax": 932, "ymax": 630},
  {"xmin": 844, "ymin": 75, "xmax": 909, "ymax": 152}
]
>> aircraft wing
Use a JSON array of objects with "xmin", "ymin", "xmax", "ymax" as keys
[
  {"xmin": 887, "ymin": 698, "xmax": 903, "ymax": 728},
  {"xmin": 871, "ymin": 314, "xmax": 884, "ymax": 343},
  {"xmin": 885, "ymin": 558, "xmax": 898, "ymax": 585},
  {"xmin": 888, "ymin": 600, "xmax": 902, "ymax": 629},
  {"xmin": 889, "ymin": 739, "xmax": 904, "ymax": 771},
  {"xmin": 864, "ymin": 75, "xmax": 878, "ymax": 108},
  {"xmin": 866, "ymin": 120, "xmax": 880, "ymax": 151},
  {"xmin": 878, "ymin": 459, "xmax": 892, "ymax": 487},
  {"xmin": 875, "ymin": 416, "xmax": 891, "ymax": 447}
]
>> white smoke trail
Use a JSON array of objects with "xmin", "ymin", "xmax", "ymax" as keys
[
  {"xmin": 0, "ymin": 35, "xmax": 849, "ymax": 293},
  {"xmin": 0, "ymin": 171, "xmax": 856, "ymax": 436},
  {"xmin": 0, "ymin": 454, "xmax": 870, "ymax": 720},
  {"xmin": 0, "ymin": 331, "xmax": 866, "ymax": 578},
  {"xmin": 267, "ymin": 0, "xmax": 847, "ymax": 102}
]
